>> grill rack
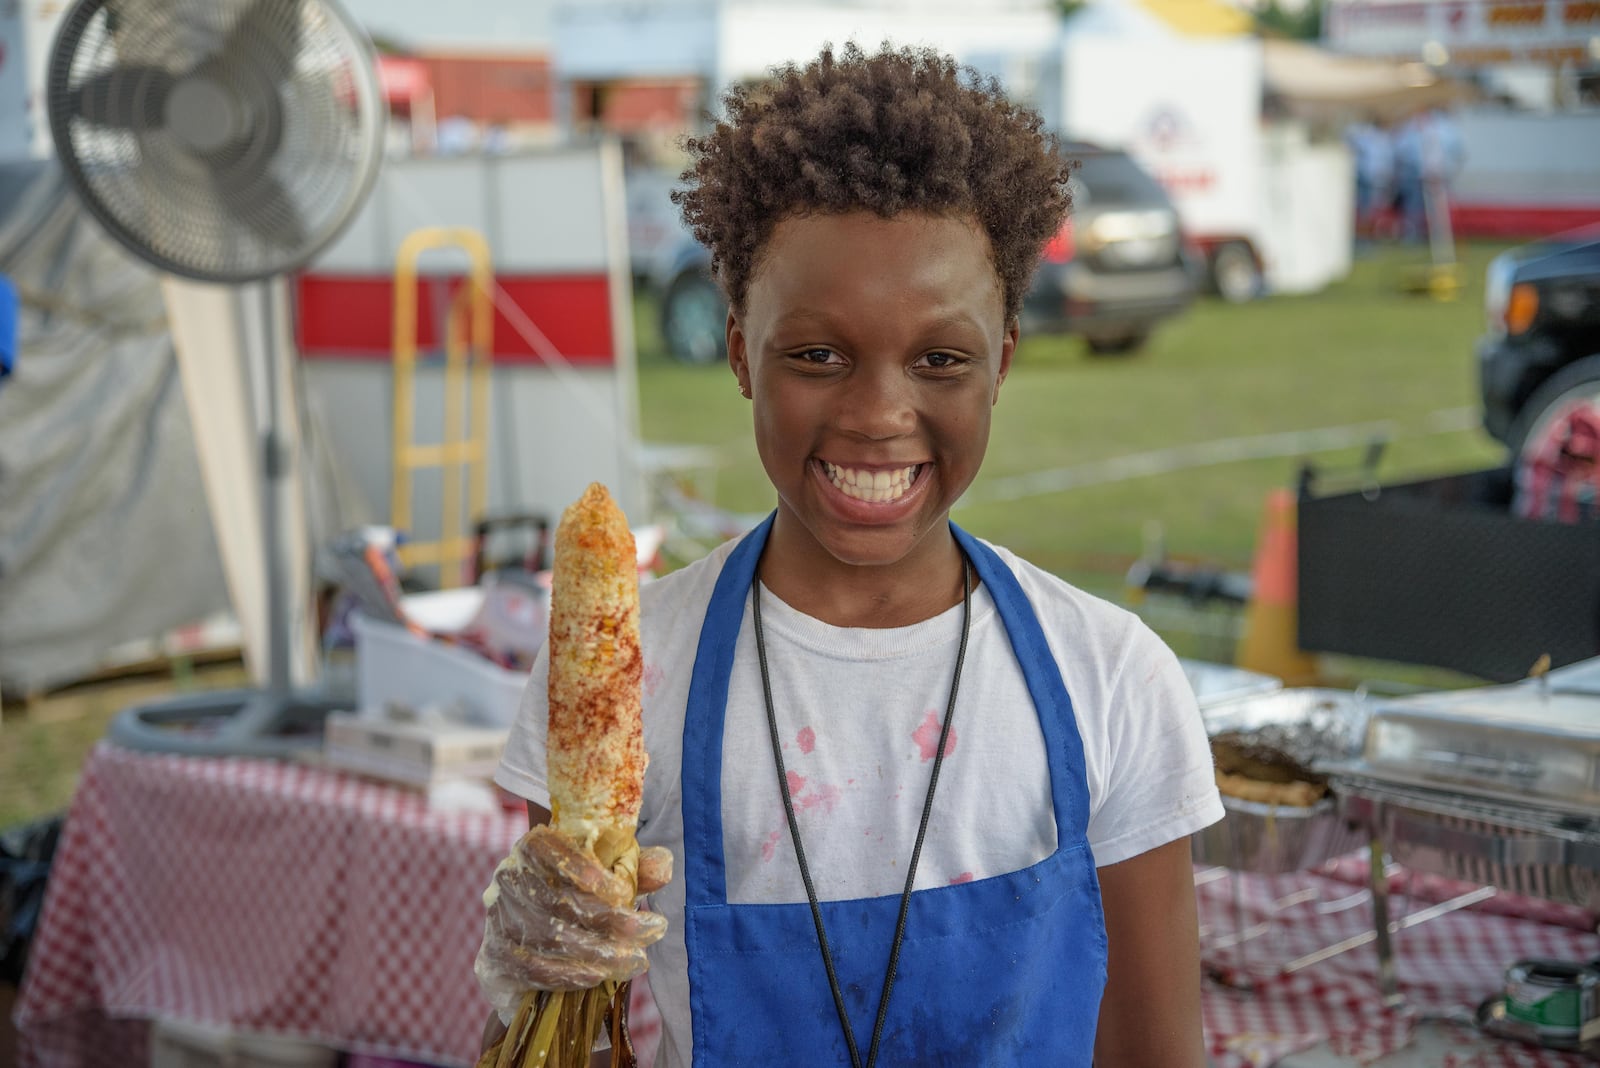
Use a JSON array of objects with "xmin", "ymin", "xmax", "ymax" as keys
[{"xmin": 1335, "ymin": 775, "xmax": 1600, "ymax": 913}]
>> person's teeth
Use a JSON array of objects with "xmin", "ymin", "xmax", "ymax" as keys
[{"xmin": 823, "ymin": 462, "xmax": 919, "ymax": 502}]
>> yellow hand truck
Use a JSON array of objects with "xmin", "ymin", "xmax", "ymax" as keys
[{"xmin": 390, "ymin": 227, "xmax": 493, "ymax": 588}]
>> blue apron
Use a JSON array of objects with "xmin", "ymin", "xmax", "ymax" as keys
[{"xmin": 680, "ymin": 516, "xmax": 1108, "ymax": 1065}]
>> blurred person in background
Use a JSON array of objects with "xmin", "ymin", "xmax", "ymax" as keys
[
  {"xmin": 1393, "ymin": 107, "xmax": 1465, "ymax": 243},
  {"xmin": 1345, "ymin": 118, "xmax": 1394, "ymax": 244}
]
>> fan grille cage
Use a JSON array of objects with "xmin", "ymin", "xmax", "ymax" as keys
[{"xmin": 48, "ymin": 0, "xmax": 384, "ymax": 283}]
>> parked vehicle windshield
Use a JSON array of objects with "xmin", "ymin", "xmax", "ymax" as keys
[{"xmin": 1072, "ymin": 150, "xmax": 1169, "ymax": 205}]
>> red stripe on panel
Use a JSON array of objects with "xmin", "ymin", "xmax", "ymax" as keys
[
  {"xmin": 294, "ymin": 273, "xmax": 615, "ymax": 366},
  {"xmin": 1450, "ymin": 203, "xmax": 1600, "ymax": 241}
]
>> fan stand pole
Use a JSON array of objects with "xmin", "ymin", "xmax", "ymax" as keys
[
  {"xmin": 257, "ymin": 277, "xmax": 294, "ymax": 697},
  {"xmin": 107, "ymin": 277, "xmax": 347, "ymax": 757}
]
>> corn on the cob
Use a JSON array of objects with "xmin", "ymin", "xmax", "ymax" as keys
[
  {"xmin": 547, "ymin": 482, "xmax": 646, "ymax": 870},
  {"xmin": 479, "ymin": 483, "xmax": 647, "ymax": 1068}
]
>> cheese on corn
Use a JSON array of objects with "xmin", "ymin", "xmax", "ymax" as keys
[{"xmin": 546, "ymin": 483, "xmax": 646, "ymax": 858}]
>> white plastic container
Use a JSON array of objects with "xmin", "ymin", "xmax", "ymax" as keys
[{"xmin": 352, "ymin": 614, "xmax": 529, "ymax": 728}]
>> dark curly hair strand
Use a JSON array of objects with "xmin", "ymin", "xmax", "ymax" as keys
[{"xmin": 673, "ymin": 43, "xmax": 1074, "ymax": 322}]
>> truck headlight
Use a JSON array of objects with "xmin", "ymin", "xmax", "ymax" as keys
[{"xmin": 1484, "ymin": 252, "xmax": 1515, "ymax": 335}]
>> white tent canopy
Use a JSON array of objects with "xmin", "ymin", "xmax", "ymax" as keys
[{"xmin": 1262, "ymin": 38, "xmax": 1477, "ymax": 122}]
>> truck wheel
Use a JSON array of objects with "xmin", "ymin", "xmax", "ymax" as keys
[
  {"xmin": 1507, "ymin": 353, "xmax": 1600, "ymax": 463},
  {"xmin": 1210, "ymin": 242, "xmax": 1261, "ymax": 304},
  {"xmin": 660, "ymin": 269, "xmax": 728, "ymax": 365},
  {"xmin": 1085, "ymin": 330, "xmax": 1149, "ymax": 357}
]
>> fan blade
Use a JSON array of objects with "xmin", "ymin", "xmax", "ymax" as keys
[
  {"xmin": 69, "ymin": 66, "xmax": 174, "ymax": 130},
  {"xmin": 217, "ymin": 0, "xmax": 303, "ymax": 88},
  {"xmin": 210, "ymin": 167, "xmax": 307, "ymax": 253}
]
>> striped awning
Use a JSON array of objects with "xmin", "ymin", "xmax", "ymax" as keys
[{"xmin": 1134, "ymin": 0, "xmax": 1254, "ymax": 37}]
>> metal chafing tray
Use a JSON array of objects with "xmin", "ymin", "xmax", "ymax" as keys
[
  {"xmin": 1193, "ymin": 688, "xmax": 1370, "ymax": 874},
  {"xmin": 1331, "ymin": 678, "xmax": 1600, "ymax": 912},
  {"xmin": 1351, "ymin": 684, "xmax": 1600, "ymax": 816},
  {"xmin": 1546, "ymin": 654, "xmax": 1600, "ymax": 696}
]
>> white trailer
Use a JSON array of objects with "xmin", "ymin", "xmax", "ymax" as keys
[
  {"xmin": 0, "ymin": 0, "xmax": 70, "ymax": 164},
  {"xmin": 1043, "ymin": 31, "xmax": 1353, "ymax": 299}
]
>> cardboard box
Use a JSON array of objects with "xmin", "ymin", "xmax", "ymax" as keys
[{"xmin": 324, "ymin": 711, "xmax": 506, "ymax": 789}]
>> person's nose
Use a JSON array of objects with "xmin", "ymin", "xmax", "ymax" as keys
[{"xmin": 836, "ymin": 360, "xmax": 915, "ymax": 441}]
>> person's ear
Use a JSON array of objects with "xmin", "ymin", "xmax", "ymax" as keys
[
  {"xmin": 728, "ymin": 312, "xmax": 751, "ymax": 398},
  {"xmin": 995, "ymin": 318, "xmax": 1018, "ymax": 404}
]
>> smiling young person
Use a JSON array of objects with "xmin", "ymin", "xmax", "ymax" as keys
[{"xmin": 480, "ymin": 44, "xmax": 1222, "ymax": 1067}]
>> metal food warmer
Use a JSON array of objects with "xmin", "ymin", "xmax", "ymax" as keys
[
  {"xmin": 1331, "ymin": 673, "xmax": 1600, "ymax": 915},
  {"xmin": 1328, "ymin": 662, "xmax": 1600, "ymax": 1044}
]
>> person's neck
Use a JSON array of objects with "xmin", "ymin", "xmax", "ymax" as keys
[{"xmin": 757, "ymin": 517, "xmax": 968, "ymax": 629}]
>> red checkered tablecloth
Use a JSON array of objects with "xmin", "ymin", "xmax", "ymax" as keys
[
  {"xmin": 13, "ymin": 742, "xmax": 1600, "ymax": 1066},
  {"xmin": 10, "ymin": 743, "xmax": 663, "ymax": 1068},
  {"xmin": 1198, "ymin": 862, "xmax": 1600, "ymax": 1067}
]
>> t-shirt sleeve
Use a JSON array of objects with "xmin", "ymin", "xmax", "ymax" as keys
[
  {"xmin": 494, "ymin": 641, "xmax": 552, "ymax": 809},
  {"xmin": 1086, "ymin": 622, "xmax": 1223, "ymax": 867}
]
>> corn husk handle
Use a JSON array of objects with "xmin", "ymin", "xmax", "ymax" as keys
[
  {"xmin": 477, "ymin": 980, "xmax": 634, "ymax": 1068},
  {"xmin": 476, "ymin": 828, "xmax": 643, "ymax": 1068}
]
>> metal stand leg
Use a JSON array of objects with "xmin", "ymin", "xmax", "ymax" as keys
[
  {"xmin": 1230, "ymin": 867, "xmax": 1252, "ymax": 984},
  {"xmin": 1369, "ymin": 838, "xmax": 1404, "ymax": 1008}
]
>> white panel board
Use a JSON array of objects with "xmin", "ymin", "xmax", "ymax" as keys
[
  {"xmin": 382, "ymin": 157, "xmax": 494, "ymax": 274},
  {"xmin": 490, "ymin": 150, "xmax": 611, "ymax": 272}
]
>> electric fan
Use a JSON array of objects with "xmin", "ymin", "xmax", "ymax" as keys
[{"xmin": 46, "ymin": 0, "xmax": 386, "ymax": 755}]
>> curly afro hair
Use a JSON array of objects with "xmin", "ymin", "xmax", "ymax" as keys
[{"xmin": 673, "ymin": 43, "xmax": 1073, "ymax": 322}]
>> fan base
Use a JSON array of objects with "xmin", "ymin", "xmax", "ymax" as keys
[{"xmin": 107, "ymin": 687, "xmax": 343, "ymax": 758}]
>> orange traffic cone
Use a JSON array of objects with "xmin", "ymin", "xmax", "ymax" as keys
[{"xmin": 1236, "ymin": 488, "xmax": 1319, "ymax": 686}]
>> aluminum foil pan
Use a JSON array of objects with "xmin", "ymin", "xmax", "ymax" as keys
[
  {"xmin": 1336, "ymin": 776, "xmax": 1600, "ymax": 911},
  {"xmin": 1193, "ymin": 689, "xmax": 1371, "ymax": 874}
]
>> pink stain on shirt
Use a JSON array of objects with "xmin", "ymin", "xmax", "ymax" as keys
[
  {"xmin": 911, "ymin": 710, "xmax": 958, "ymax": 761},
  {"xmin": 797, "ymin": 782, "xmax": 841, "ymax": 815},
  {"xmin": 796, "ymin": 726, "xmax": 816, "ymax": 754},
  {"xmin": 761, "ymin": 829, "xmax": 783, "ymax": 862},
  {"xmin": 786, "ymin": 771, "xmax": 806, "ymax": 796},
  {"xmin": 949, "ymin": 872, "xmax": 975, "ymax": 885}
]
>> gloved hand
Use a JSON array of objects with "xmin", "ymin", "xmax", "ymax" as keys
[{"xmin": 475, "ymin": 824, "xmax": 673, "ymax": 1010}]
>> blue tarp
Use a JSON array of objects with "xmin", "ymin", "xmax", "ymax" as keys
[{"xmin": 0, "ymin": 274, "xmax": 15, "ymax": 380}]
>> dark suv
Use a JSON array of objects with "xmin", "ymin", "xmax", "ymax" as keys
[
  {"xmin": 1477, "ymin": 225, "xmax": 1600, "ymax": 456},
  {"xmin": 654, "ymin": 144, "xmax": 1194, "ymax": 364}
]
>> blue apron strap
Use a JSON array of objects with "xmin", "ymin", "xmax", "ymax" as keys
[
  {"xmin": 681, "ymin": 514, "xmax": 774, "ymax": 908},
  {"xmin": 951, "ymin": 524, "xmax": 1091, "ymax": 838}
]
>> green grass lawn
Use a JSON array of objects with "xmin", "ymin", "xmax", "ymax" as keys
[{"xmin": 636, "ymin": 242, "xmax": 1508, "ymax": 584}]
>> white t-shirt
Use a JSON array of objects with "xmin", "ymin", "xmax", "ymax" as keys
[{"xmin": 495, "ymin": 535, "xmax": 1223, "ymax": 1068}]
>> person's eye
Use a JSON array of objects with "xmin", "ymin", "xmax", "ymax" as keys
[
  {"xmin": 792, "ymin": 348, "xmax": 844, "ymax": 366},
  {"xmin": 915, "ymin": 350, "xmax": 969, "ymax": 371}
]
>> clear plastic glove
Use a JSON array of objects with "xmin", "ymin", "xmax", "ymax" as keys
[{"xmin": 475, "ymin": 824, "xmax": 673, "ymax": 1012}]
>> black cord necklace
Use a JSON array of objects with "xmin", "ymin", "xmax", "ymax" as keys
[{"xmin": 752, "ymin": 557, "xmax": 973, "ymax": 1068}]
